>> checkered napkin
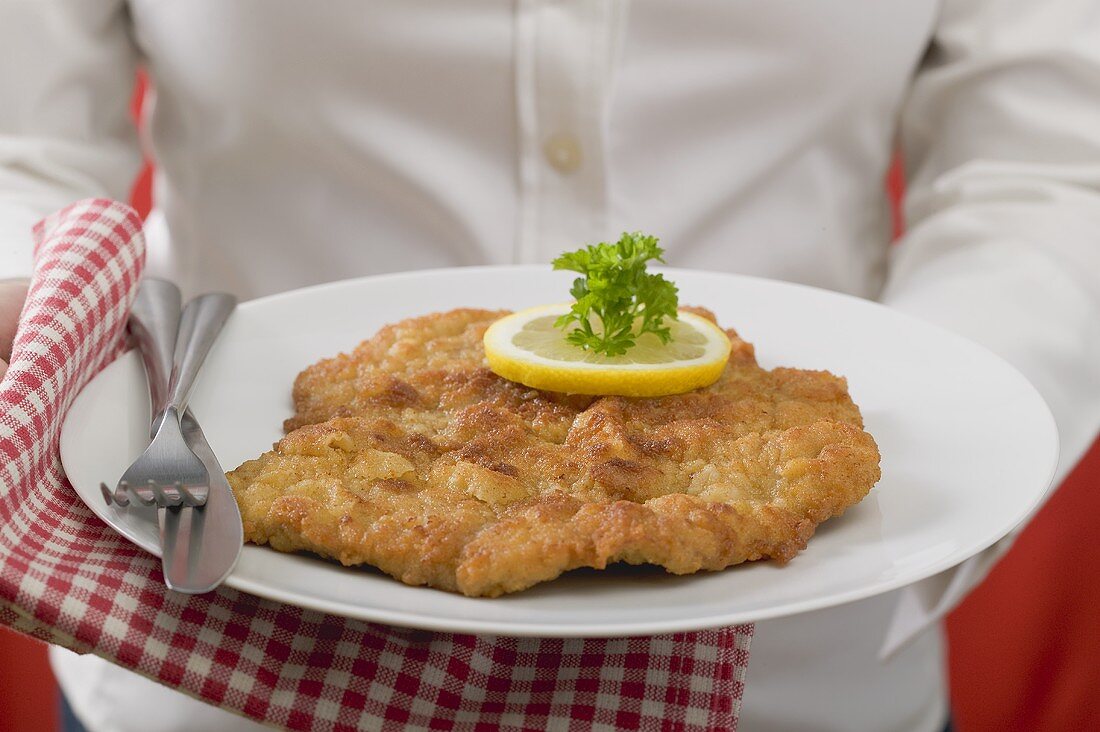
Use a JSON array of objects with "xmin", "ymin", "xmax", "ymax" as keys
[{"xmin": 0, "ymin": 199, "xmax": 753, "ymax": 731}]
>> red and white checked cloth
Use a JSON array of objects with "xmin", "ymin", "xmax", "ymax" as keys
[{"xmin": 0, "ymin": 200, "xmax": 753, "ymax": 731}]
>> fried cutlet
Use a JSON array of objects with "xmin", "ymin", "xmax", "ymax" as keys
[{"xmin": 227, "ymin": 308, "xmax": 880, "ymax": 597}]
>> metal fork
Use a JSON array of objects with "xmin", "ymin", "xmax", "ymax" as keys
[{"xmin": 102, "ymin": 291, "xmax": 237, "ymax": 507}]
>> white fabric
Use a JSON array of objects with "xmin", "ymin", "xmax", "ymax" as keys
[{"xmin": 2, "ymin": 0, "xmax": 1099, "ymax": 730}]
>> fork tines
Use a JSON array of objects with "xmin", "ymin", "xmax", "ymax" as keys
[{"xmin": 101, "ymin": 480, "xmax": 208, "ymax": 508}]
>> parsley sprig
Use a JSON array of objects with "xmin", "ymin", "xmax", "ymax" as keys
[{"xmin": 551, "ymin": 232, "xmax": 679, "ymax": 357}]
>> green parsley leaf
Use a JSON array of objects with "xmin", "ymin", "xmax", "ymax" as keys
[{"xmin": 551, "ymin": 232, "xmax": 679, "ymax": 357}]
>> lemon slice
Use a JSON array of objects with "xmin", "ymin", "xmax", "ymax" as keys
[{"xmin": 483, "ymin": 304, "xmax": 731, "ymax": 397}]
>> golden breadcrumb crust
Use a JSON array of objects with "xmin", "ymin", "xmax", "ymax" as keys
[{"xmin": 228, "ymin": 308, "xmax": 880, "ymax": 597}]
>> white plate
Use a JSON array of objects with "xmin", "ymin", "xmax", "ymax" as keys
[{"xmin": 61, "ymin": 266, "xmax": 1058, "ymax": 637}]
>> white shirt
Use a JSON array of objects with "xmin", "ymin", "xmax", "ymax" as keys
[{"xmin": 4, "ymin": 1, "xmax": 1100, "ymax": 730}]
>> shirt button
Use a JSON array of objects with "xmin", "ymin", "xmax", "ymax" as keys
[{"xmin": 543, "ymin": 133, "xmax": 583, "ymax": 174}]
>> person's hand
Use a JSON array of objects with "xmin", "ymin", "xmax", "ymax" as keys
[{"xmin": 0, "ymin": 279, "xmax": 30, "ymax": 381}]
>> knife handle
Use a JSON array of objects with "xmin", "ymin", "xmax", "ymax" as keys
[
  {"xmin": 129, "ymin": 279, "xmax": 182, "ymax": 435},
  {"xmin": 165, "ymin": 293, "xmax": 237, "ymax": 417}
]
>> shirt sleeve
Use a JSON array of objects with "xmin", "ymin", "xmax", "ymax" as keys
[
  {"xmin": 878, "ymin": 0, "xmax": 1100, "ymax": 656},
  {"xmin": 0, "ymin": 0, "xmax": 143, "ymax": 279}
]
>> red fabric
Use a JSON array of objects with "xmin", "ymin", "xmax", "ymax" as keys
[
  {"xmin": 0, "ymin": 626, "xmax": 58, "ymax": 730},
  {"xmin": 947, "ymin": 435, "xmax": 1100, "ymax": 732},
  {"xmin": 886, "ymin": 156, "xmax": 906, "ymax": 241},
  {"xmin": 128, "ymin": 71, "xmax": 154, "ymax": 220},
  {"xmin": 0, "ymin": 199, "xmax": 752, "ymax": 731}
]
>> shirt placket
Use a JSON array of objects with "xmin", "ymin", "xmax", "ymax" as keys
[{"xmin": 514, "ymin": 0, "xmax": 625, "ymax": 263}]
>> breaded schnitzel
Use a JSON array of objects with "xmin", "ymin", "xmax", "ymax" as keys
[{"xmin": 227, "ymin": 308, "xmax": 880, "ymax": 597}]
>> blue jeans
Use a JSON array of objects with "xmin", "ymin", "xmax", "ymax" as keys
[{"xmin": 59, "ymin": 694, "xmax": 88, "ymax": 732}]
